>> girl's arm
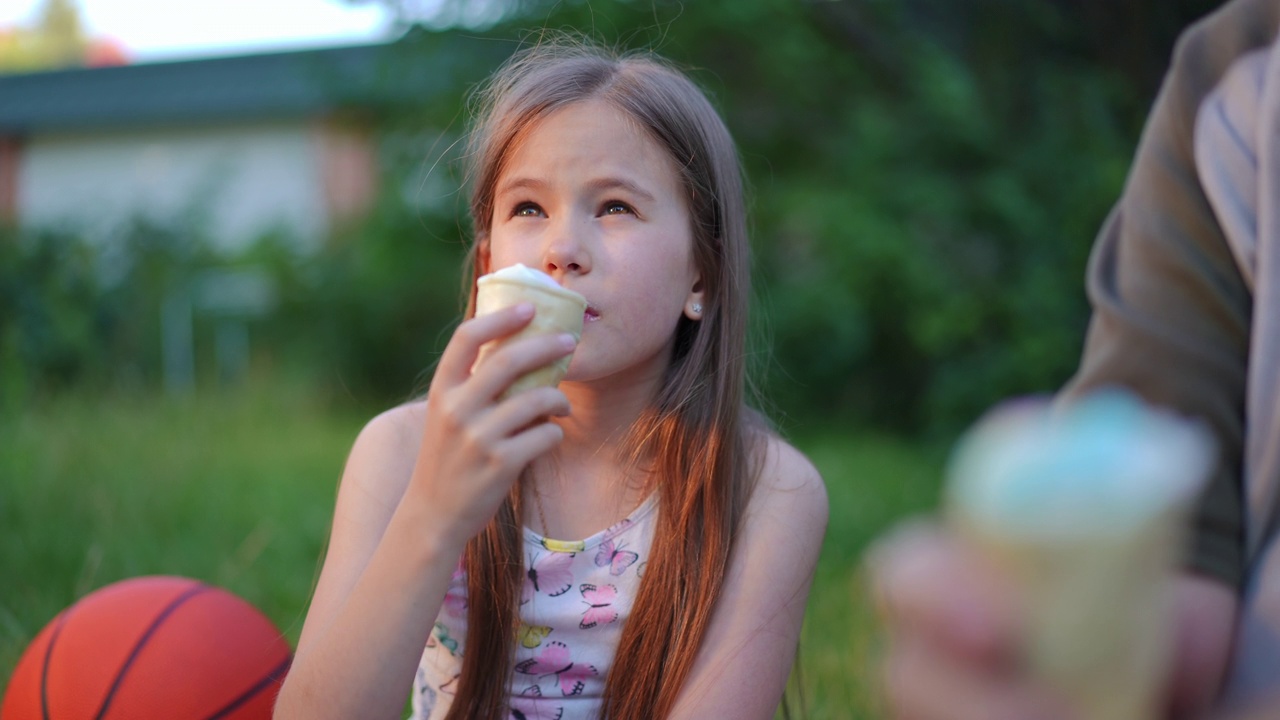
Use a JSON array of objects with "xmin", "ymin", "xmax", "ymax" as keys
[
  {"xmin": 275, "ymin": 405, "xmax": 456, "ymax": 719},
  {"xmin": 666, "ymin": 436, "xmax": 829, "ymax": 720},
  {"xmin": 274, "ymin": 304, "xmax": 575, "ymax": 720}
]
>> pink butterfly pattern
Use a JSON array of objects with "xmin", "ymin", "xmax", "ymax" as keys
[
  {"xmin": 600, "ymin": 517, "xmax": 633, "ymax": 540},
  {"xmin": 523, "ymin": 550, "xmax": 575, "ymax": 604},
  {"xmin": 508, "ymin": 685, "xmax": 564, "ymax": 720},
  {"xmin": 415, "ymin": 497, "xmax": 660, "ymax": 719},
  {"xmin": 443, "ymin": 591, "xmax": 468, "ymax": 619},
  {"xmin": 443, "ymin": 559, "xmax": 468, "ymax": 618},
  {"xmin": 514, "ymin": 640, "xmax": 599, "ymax": 697},
  {"xmin": 578, "ymin": 583, "xmax": 619, "ymax": 630},
  {"xmin": 594, "ymin": 538, "xmax": 639, "ymax": 577}
]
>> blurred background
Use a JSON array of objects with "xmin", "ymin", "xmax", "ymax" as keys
[{"xmin": 0, "ymin": 0, "xmax": 1226, "ymax": 716}]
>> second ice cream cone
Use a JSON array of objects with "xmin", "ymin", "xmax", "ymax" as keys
[{"xmin": 946, "ymin": 391, "xmax": 1215, "ymax": 720}]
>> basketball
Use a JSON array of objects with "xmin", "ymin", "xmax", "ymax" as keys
[{"xmin": 1, "ymin": 575, "xmax": 291, "ymax": 720}]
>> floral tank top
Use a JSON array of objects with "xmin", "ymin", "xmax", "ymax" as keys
[{"xmin": 411, "ymin": 495, "xmax": 658, "ymax": 720}]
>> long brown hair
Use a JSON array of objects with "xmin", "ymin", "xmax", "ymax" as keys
[{"xmin": 446, "ymin": 38, "xmax": 763, "ymax": 720}]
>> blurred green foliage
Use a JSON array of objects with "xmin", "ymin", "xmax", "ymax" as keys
[
  {"xmin": 0, "ymin": 220, "xmax": 212, "ymax": 407},
  {"xmin": 1, "ymin": 0, "xmax": 1226, "ymax": 435}
]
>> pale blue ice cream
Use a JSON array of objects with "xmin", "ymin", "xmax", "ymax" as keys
[{"xmin": 948, "ymin": 389, "xmax": 1216, "ymax": 537}]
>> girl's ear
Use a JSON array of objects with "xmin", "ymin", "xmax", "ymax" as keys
[
  {"xmin": 683, "ymin": 276, "xmax": 705, "ymax": 321},
  {"xmin": 477, "ymin": 236, "xmax": 492, "ymax": 276}
]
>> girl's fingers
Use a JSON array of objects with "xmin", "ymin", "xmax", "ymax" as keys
[
  {"xmin": 466, "ymin": 332, "xmax": 577, "ymax": 402},
  {"xmin": 473, "ymin": 387, "xmax": 571, "ymax": 442},
  {"xmin": 433, "ymin": 304, "xmax": 536, "ymax": 387},
  {"xmin": 496, "ymin": 421, "xmax": 566, "ymax": 469}
]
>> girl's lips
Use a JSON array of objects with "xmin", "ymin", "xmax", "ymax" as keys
[{"xmin": 584, "ymin": 305, "xmax": 601, "ymax": 323}]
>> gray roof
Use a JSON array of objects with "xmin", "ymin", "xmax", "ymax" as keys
[{"xmin": 0, "ymin": 30, "xmax": 509, "ymax": 133}]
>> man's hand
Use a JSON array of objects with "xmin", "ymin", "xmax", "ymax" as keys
[{"xmin": 867, "ymin": 520, "xmax": 1238, "ymax": 720}]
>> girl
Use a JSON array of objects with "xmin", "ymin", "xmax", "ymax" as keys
[{"xmin": 275, "ymin": 39, "xmax": 827, "ymax": 720}]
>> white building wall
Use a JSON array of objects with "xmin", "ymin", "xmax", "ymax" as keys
[{"xmin": 17, "ymin": 120, "xmax": 327, "ymax": 251}]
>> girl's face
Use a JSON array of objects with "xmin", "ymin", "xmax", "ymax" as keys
[{"xmin": 483, "ymin": 99, "xmax": 703, "ymax": 390}]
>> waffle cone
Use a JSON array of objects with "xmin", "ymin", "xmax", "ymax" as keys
[
  {"xmin": 952, "ymin": 506, "xmax": 1185, "ymax": 720},
  {"xmin": 474, "ymin": 276, "xmax": 587, "ymax": 398},
  {"xmin": 945, "ymin": 392, "xmax": 1213, "ymax": 720}
]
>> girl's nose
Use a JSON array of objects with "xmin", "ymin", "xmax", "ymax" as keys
[{"xmin": 542, "ymin": 223, "xmax": 591, "ymax": 277}]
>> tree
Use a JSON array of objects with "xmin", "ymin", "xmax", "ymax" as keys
[
  {"xmin": 37, "ymin": 0, "xmax": 86, "ymax": 67},
  {"xmin": 0, "ymin": 0, "xmax": 123, "ymax": 73},
  {"xmin": 323, "ymin": 0, "xmax": 1228, "ymax": 433}
]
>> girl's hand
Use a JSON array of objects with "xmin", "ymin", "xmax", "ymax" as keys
[{"xmin": 406, "ymin": 302, "xmax": 575, "ymax": 550}]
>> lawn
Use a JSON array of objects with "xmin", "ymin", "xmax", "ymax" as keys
[{"xmin": 0, "ymin": 382, "xmax": 945, "ymax": 718}]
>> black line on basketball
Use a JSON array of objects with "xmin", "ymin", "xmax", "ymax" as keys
[
  {"xmin": 40, "ymin": 610, "xmax": 72, "ymax": 720},
  {"xmin": 93, "ymin": 582, "xmax": 211, "ymax": 720},
  {"xmin": 203, "ymin": 654, "xmax": 292, "ymax": 720}
]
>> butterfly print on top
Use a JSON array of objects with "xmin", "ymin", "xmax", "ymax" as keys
[
  {"xmin": 594, "ymin": 538, "xmax": 639, "ymax": 576},
  {"xmin": 578, "ymin": 584, "xmax": 619, "ymax": 630},
  {"xmin": 509, "ymin": 685, "xmax": 565, "ymax": 720},
  {"xmin": 523, "ymin": 550, "xmax": 576, "ymax": 604},
  {"xmin": 412, "ymin": 494, "xmax": 659, "ymax": 719},
  {"xmin": 514, "ymin": 640, "xmax": 599, "ymax": 696}
]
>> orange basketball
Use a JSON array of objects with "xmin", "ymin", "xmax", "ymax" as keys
[{"xmin": 1, "ymin": 576, "xmax": 291, "ymax": 720}]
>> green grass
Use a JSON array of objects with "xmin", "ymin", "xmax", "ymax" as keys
[
  {"xmin": 0, "ymin": 382, "xmax": 367, "ymax": 677},
  {"xmin": 0, "ymin": 384, "xmax": 945, "ymax": 717},
  {"xmin": 789, "ymin": 429, "xmax": 945, "ymax": 718}
]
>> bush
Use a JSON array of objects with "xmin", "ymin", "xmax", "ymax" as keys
[
  {"xmin": 0, "ymin": 218, "xmax": 276, "ymax": 406},
  {"xmin": 283, "ymin": 192, "xmax": 471, "ymax": 404},
  {"xmin": 0, "ymin": 226, "xmax": 103, "ymax": 406}
]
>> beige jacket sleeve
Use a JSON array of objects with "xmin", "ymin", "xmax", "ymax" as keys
[{"xmin": 1061, "ymin": 0, "xmax": 1280, "ymax": 591}]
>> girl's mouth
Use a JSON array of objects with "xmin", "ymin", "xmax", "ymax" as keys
[{"xmin": 584, "ymin": 305, "xmax": 601, "ymax": 323}]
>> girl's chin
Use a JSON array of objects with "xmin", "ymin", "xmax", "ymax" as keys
[
  {"xmin": 559, "ymin": 368, "xmax": 588, "ymax": 384},
  {"xmin": 559, "ymin": 363, "xmax": 584, "ymax": 385},
  {"xmin": 561, "ymin": 353, "xmax": 595, "ymax": 382},
  {"xmin": 559, "ymin": 360, "xmax": 607, "ymax": 386}
]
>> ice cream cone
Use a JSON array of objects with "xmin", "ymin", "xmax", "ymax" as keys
[
  {"xmin": 946, "ymin": 391, "xmax": 1215, "ymax": 720},
  {"xmin": 473, "ymin": 264, "xmax": 587, "ymax": 398}
]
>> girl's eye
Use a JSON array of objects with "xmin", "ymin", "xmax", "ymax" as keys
[
  {"xmin": 513, "ymin": 202, "xmax": 543, "ymax": 218},
  {"xmin": 602, "ymin": 201, "xmax": 634, "ymax": 216}
]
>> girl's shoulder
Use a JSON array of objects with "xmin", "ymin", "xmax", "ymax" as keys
[
  {"xmin": 339, "ymin": 399, "xmax": 428, "ymax": 501},
  {"xmin": 746, "ymin": 433, "xmax": 828, "ymax": 531},
  {"xmin": 353, "ymin": 399, "xmax": 427, "ymax": 458},
  {"xmin": 364, "ymin": 398, "xmax": 428, "ymax": 441}
]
